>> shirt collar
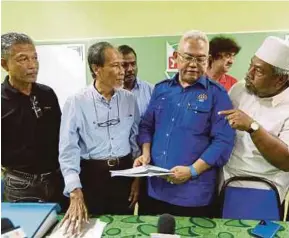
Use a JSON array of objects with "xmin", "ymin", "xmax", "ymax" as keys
[
  {"xmin": 132, "ymin": 78, "xmax": 141, "ymax": 90},
  {"xmin": 218, "ymin": 74, "xmax": 227, "ymax": 84},
  {"xmin": 90, "ymin": 82, "xmax": 118, "ymax": 102},
  {"xmin": 2, "ymin": 75, "xmax": 36, "ymax": 98},
  {"xmin": 255, "ymin": 86, "xmax": 289, "ymax": 107},
  {"xmin": 172, "ymin": 73, "xmax": 208, "ymax": 89},
  {"xmin": 271, "ymin": 86, "xmax": 289, "ymax": 107}
]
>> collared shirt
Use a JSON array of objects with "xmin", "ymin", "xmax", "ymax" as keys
[
  {"xmin": 223, "ymin": 81, "xmax": 289, "ymax": 201},
  {"xmin": 59, "ymin": 84, "xmax": 140, "ymax": 195},
  {"xmin": 1, "ymin": 76, "xmax": 61, "ymax": 174},
  {"xmin": 138, "ymin": 73, "xmax": 235, "ymax": 207},
  {"xmin": 218, "ymin": 74, "xmax": 238, "ymax": 92},
  {"xmin": 131, "ymin": 78, "xmax": 154, "ymax": 117}
]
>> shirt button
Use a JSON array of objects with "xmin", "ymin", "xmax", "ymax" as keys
[
  {"xmin": 166, "ymin": 133, "xmax": 169, "ymax": 137},
  {"xmin": 172, "ymin": 118, "xmax": 175, "ymax": 122},
  {"xmin": 163, "ymin": 151, "xmax": 166, "ymax": 155},
  {"xmin": 177, "ymin": 103, "xmax": 180, "ymax": 107},
  {"xmin": 111, "ymin": 138, "xmax": 114, "ymax": 140},
  {"xmin": 109, "ymin": 107, "xmax": 112, "ymax": 110}
]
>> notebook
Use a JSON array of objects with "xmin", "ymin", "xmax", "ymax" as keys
[{"xmin": 1, "ymin": 203, "xmax": 60, "ymax": 238}]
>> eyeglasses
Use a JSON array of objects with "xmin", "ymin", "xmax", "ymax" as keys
[
  {"xmin": 98, "ymin": 118, "xmax": 120, "ymax": 127},
  {"xmin": 177, "ymin": 52, "xmax": 208, "ymax": 65},
  {"xmin": 30, "ymin": 95, "xmax": 43, "ymax": 119},
  {"xmin": 92, "ymin": 92, "xmax": 120, "ymax": 127}
]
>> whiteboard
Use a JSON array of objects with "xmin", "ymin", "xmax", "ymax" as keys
[{"xmin": 36, "ymin": 44, "xmax": 86, "ymax": 110}]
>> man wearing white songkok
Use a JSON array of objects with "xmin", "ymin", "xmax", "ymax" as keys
[{"xmin": 219, "ymin": 36, "xmax": 289, "ymax": 203}]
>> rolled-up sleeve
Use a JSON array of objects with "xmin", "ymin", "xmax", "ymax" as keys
[
  {"xmin": 200, "ymin": 90, "xmax": 236, "ymax": 167},
  {"xmin": 138, "ymin": 88, "xmax": 157, "ymax": 145},
  {"xmin": 59, "ymin": 96, "xmax": 82, "ymax": 196}
]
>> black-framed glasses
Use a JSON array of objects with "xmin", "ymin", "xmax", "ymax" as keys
[
  {"xmin": 92, "ymin": 92, "xmax": 120, "ymax": 127},
  {"xmin": 30, "ymin": 95, "xmax": 43, "ymax": 119},
  {"xmin": 177, "ymin": 52, "xmax": 209, "ymax": 65},
  {"xmin": 97, "ymin": 118, "xmax": 120, "ymax": 127}
]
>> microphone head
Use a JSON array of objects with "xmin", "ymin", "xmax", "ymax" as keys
[
  {"xmin": 157, "ymin": 213, "xmax": 176, "ymax": 234},
  {"xmin": 1, "ymin": 217, "xmax": 15, "ymax": 233}
]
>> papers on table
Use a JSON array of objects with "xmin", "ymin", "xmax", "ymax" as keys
[
  {"xmin": 48, "ymin": 218, "xmax": 107, "ymax": 238},
  {"xmin": 110, "ymin": 165, "xmax": 174, "ymax": 177}
]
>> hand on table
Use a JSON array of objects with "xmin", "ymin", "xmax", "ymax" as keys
[{"xmin": 58, "ymin": 188, "xmax": 89, "ymax": 237}]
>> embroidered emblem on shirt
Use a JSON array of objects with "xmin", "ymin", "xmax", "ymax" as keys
[{"xmin": 197, "ymin": 94, "xmax": 208, "ymax": 102}]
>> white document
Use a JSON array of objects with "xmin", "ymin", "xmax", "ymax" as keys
[
  {"xmin": 110, "ymin": 165, "xmax": 174, "ymax": 177},
  {"xmin": 47, "ymin": 218, "xmax": 107, "ymax": 238}
]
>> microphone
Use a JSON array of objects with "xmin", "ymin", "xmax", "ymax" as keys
[
  {"xmin": 1, "ymin": 218, "xmax": 27, "ymax": 238},
  {"xmin": 157, "ymin": 214, "xmax": 176, "ymax": 234}
]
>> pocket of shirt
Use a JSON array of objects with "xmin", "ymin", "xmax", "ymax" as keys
[
  {"xmin": 154, "ymin": 97, "xmax": 167, "ymax": 124},
  {"xmin": 121, "ymin": 116, "xmax": 134, "ymax": 128},
  {"xmin": 5, "ymin": 175, "xmax": 30, "ymax": 190},
  {"xmin": 179, "ymin": 105, "xmax": 210, "ymax": 133}
]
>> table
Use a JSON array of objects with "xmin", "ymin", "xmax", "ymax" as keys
[{"xmin": 90, "ymin": 215, "xmax": 289, "ymax": 237}]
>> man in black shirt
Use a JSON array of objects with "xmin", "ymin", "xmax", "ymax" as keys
[{"xmin": 1, "ymin": 32, "xmax": 66, "ymax": 208}]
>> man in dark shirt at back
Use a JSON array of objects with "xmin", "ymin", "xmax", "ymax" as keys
[{"xmin": 1, "ymin": 32, "xmax": 67, "ymax": 208}]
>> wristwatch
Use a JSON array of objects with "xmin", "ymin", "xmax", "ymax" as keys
[{"xmin": 247, "ymin": 121, "xmax": 260, "ymax": 134}]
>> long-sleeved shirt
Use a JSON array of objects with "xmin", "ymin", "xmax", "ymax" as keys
[
  {"xmin": 131, "ymin": 78, "xmax": 154, "ymax": 117},
  {"xmin": 59, "ymin": 84, "xmax": 140, "ymax": 195},
  {"xmin": 138, "ymin": 73, "xmax": 235, "ymax": 207},
  {"xmin": 1, "ymin": 76, "xmax": 61, "ymax": 174}
]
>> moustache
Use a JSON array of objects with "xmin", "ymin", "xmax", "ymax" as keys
[{"xmin": 245, "ymin": 75, "xmax": 252, "ymax": 83}]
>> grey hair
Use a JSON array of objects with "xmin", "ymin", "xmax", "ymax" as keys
[
  {"xmin": 272, "ymin": 66, "xmax": 289, "ymax": 77},
  {"xmin": 1, "ymin": 32, "xmax": 34, "ymax": 59},
  {"xmin": 179, "ymin": 30, "xmax": 209, "ymax": 47},
  {"xmin": 87, "ymin": 41, "xmax": 114, "ymax": 79}
]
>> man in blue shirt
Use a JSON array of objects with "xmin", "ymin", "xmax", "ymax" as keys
[
  {"xmin": 58, "ymin": 42, "xmax": 140, "ymax": 235},
  {"xmin": 118, "ymin": 45, "xmax": 154, "ymax": 117},
  {"xmin": 134, "ymin": 30, "xmax": 235, "ymax": 217}
]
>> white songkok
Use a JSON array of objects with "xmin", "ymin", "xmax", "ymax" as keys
[{"xmin": 255, "ymin": 36, "xmax": 289, "ymax": 70}]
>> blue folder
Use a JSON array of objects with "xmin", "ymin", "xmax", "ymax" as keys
[{"xmin": 1, "ymin": 202, "xmax": 60, "ymax": 237}]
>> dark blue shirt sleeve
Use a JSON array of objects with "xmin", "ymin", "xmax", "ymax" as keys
[{"xmin": 200, "ymin": 89, "xmax": 236, "ymax": 167}]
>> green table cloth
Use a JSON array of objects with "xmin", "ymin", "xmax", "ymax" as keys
[{"xmin": 83, "ymin": 215, "xmax": 289, "ymax": 237}]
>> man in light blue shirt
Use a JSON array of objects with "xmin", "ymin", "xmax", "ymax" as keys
[
  {"xmin": 118, "ymin": 45, "xmax": 154, "ymax": 117},
  {"xmin": 58, "ymin": 42, "xmax": 140, "ymax": 235}
]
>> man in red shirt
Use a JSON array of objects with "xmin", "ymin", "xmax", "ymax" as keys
[{"xmin": 207, "ymin": 36, "xmax": 241, "ymax": 91}]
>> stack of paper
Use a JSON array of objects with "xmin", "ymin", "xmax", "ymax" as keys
[
  {"xmin": 110, "ymin": 165, "xmax": 173, "ymax": 177},
  {"xmin": 48, "ymin": 218, "xmax": 107, "ymax": 238}
]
